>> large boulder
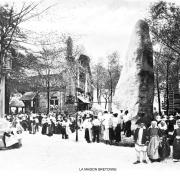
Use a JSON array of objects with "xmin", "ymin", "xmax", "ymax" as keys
[{"xmin": 113, "ymin": 19, "xmax": 154, "ymax": 126}]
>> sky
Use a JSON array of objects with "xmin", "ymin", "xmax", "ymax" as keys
[{"xmin": 1, "ymin": 0, "xmax": 180, "ymax": 65}]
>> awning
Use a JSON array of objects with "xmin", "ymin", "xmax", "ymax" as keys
[
  {"xmin": 20, "ymin": 92, "xmax": 36, "ymax": 101},
  {"xmin": 77, "ymin": 95, "xmax": 90, "ymax": 104},
  {"xmin": 9, "ymin": 99, "xmax": 25, "ymax": 107}
]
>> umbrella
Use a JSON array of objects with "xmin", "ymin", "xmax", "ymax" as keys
[{"xmin": 91, "ymin": 104, "xmax": 105, "ymax": 114}]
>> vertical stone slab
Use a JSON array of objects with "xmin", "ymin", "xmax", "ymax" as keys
[{"xmin": 113, "ymin": 19, "xmax": 154, "ymax": 126}]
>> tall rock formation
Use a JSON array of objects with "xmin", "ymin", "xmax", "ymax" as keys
[{"xmin": 113, "ymin": 19, "xmax": 154, "ymax": 126}]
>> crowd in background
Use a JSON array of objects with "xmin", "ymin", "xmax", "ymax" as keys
[
  {"xmin": 0, "ymin": 112, "xmax": 77, "ymax": 149},
  {"xmin": 4, "ymin": 112, "xmax": 77, "ymax": 139}
]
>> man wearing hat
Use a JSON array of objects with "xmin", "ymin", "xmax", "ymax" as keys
[{"xmin": 133, "ymin": 113, "xmax": 149, "ymax": 164}]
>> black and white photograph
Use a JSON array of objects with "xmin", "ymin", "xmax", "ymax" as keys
[{"xmin": 0, "ymin": 0, "xmax": 180, "ymax": 179}]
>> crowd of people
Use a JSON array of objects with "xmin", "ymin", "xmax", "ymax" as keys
[
  {"xmin": 134, "ymin": 112, "xmax": 180, "ymax": 163},
  {"xmin": 80, "ymin": 110, "xmax": 180, "ymax": 163},
  {"xmin": 0, "ymin": 112, "xmax": 78, "ymax": 149},
  {"xmin": 0, "ymin": 110, "xmax": 129, "ymax": 147},
  {"xmin": 81, "ymin": 111, "xmax": 124, "ymax": 144},
  {"xmin": 4, "ymin": 112, "xmax": 77, "ymax": 138},
  {"xmin": 1, "ymin": 109, "xmax": 180, "ymax": 164}
]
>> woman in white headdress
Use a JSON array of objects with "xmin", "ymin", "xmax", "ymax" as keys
[
  {"xmin": 156, "ymin": 115, "xmax": 161, "ymax": 122},
  {"xmin": 147, "ymin": 121, "xmax": 161, "ymax": 162},
  {"xmin": 158, "ymin": 120, "xmax": 170, "ymax": 161}
]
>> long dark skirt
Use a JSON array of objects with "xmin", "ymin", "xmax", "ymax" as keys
[
  {"xmin": 92, "ymin": 126, "xmax": 100, "ymax": 143},
  {"xmin": 109, "ymin": 128, "xmax": 114, "ymax": 142},
  {"xmin": 125, "ymin": 121, "xmax": 131, "ymax": 137},
  {"xmin": 61, "ymin": 127, "xmax": 68, "ymax": 139},
  {"xmin": 47, "ymin": 125, "xmax": 53, "ymax": 136},
  {"xmin": 42, "ymin": 123, "xmax": 47, "ymax": 135},
  {"xmin": 114, "ymin": 125, "xmax": 121, "ymax": 142},
  {"xmin": 173, "ymin": 138, "xmax": 180, "ymax": 160},
  {"xmin": 56, "ymin": 124, "xmax": 62, "ymax": 134},
  {"xmin": 158, "ymin": 137, "xmax": 170, "ymax": 160},
  {"xmin": 21, "ymin": 120, "xmax": 28, "ymax": 131},
  {"xmin": 85, "ymin": 128, "xmax": 90, "ymax": 143}
]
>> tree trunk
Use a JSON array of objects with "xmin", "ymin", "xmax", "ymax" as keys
[
  {"xmin": 74, "ymin": 71, "xmax": 78, "ymax": 142},
  {"xmin": 166, "ymin": 61, "xmax": 169, "ymax": 116},
  {"xmin": 5, "ymin": 76, "xmax": 10, "ymax": 115},
  {"xmin": 97, "ymin": 83, "xmax": 99, "ymax": 104},
  {"xmin": 75, "ymin": 87, "xmax": 78, "ymax": 142},
  {"xmin": 105, "ymin": 99, "xmax": 107, "ymax": 110},
  {"xmin": 156, "ymin": 71, "xmax": 162, "ymax": 115},
  {"xmin": 99, "ymin": 89, "xmax": 101, "ymax": 105},
  {"xmin": 47, "ymin": 80, "xmax": 50, "ymax": 114},
  {"xmin": 110, "ymin": 78, "xmax": 113, "ymax": 112}
]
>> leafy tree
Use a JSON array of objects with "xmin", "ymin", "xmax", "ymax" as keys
[
  {"xmin": 92, "ymin": 52, "xmax": 121, "ymax": 110},
  {"xmin": 92, "ymin": 62, "xmax": 108, "ymax": 105},
  {"xmin": 106, "ymin": 51, "xmax": 121, "ymax": 111},
  {"xmin": 0, "ymin": 3, "xmax": 50, "ymax": 114},
  {"xmin": 146, "ymin": 1, "xmax": 180, "ymax": 115},
  {"xmin": 0, "ymin": 3, "xmax": 45, "ymax": 69},
  {"xmin": 147, "ymin": 1, "xmax": 180, "ymax": 56}
]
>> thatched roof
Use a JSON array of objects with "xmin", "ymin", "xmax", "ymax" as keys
[
  {"xmin": 20, "ymin": 92, "xmax": 36, "ymax": 101},
  {"xmin": 9, "ymin": 99, "xmax": 25, "ymax": 107}
]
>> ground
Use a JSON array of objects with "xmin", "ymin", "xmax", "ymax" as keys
[{"xmin": 0, "ymin": 130, "xmax": 179, "ymax": 180}]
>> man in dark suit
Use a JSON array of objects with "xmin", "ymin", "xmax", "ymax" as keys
[{"xmin": 133, "ymin": 115, "xmax": 149, "ymax": 164}]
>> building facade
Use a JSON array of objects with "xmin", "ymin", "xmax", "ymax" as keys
[
  {"xmin": 65, "ymin": 54, "xmax": 93, "ymax": 113},
  {"xmin": 14, "ymin": 53, "xmax": 93, "ymax": 114}
]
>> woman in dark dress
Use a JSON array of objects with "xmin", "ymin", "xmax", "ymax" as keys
[
  {"xmin": 56, "ymin": 121, "xmax": 62, "ymax": 134},
  {"xmin": 172, "ymin": 119, "xmax": 180, "ymax": 162},
  {"xmin": 158, "ymin": 121, "xmax": 170, "ymax": 161},
  {"xmin": 167, "ymin": 115, "xmax": 176, "ymax": 145},
  {"xmin": 124, "ymin": 110, "xmax": 131, "ymax": 137},
  {"xmin": 41, "ymin": 117, "xmax": 48, "ymax": 135},
  {"xmin": 113, "ymin": 113, "xmax": 121, "ymax": 143},
  {"xmin": 47, "ymin": 120, "xmax": 53, "ymax": 136}
]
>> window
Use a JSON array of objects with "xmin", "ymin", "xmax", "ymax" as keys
[
  {"xmin": 55, "ymin": 100, "xmax": 58, "ymax": 105},
  {"xmin": 50, "ymin": 98, "xmax": 58, "ymax": 106},
  {"xmin": 50, "ymin": 100, "xmax": 54, "ymax": 105}
]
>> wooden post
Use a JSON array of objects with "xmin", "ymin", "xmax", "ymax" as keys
[{"xmin": 0, "ymin": 75, "xmax": 5, "ymax": 118}]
